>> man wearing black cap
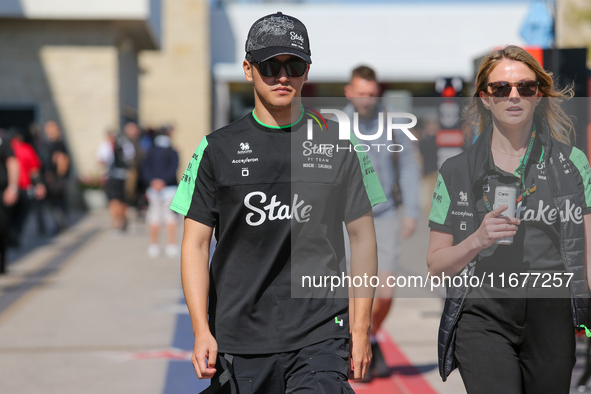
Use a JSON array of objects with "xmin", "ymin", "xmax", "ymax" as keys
[{"xmin": 172, "ymin": 12, "xmax": 385, "ymax": 392}]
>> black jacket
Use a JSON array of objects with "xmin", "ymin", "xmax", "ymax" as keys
[{"xmin": 429, "ymin": 118, "xmax": 590, "ymax": 381}]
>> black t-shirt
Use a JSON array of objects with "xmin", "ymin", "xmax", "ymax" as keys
[
  {"xmin": 46, "ymin": 140, "xmax": 69, "ymax": 176},
  {"xmin": 171, "ymin": 111, "xmax": 385, "ymax": 354},
  {"xmin": 0, "ymin": 133, "xmax": 15, "ymax": 191}
]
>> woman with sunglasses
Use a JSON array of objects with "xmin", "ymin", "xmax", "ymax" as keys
[{"xmin": 427, "ymin": 45, "xmax": 591, "ymax": 393}]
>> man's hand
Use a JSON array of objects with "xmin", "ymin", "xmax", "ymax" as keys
[
  {"xmin": 3, "ymin": 185, "xmax": 18, "ymax": 206},
  {"xmin": 349, "ymin": 326, "xmax": 372, "ymax": 380},
  {"xmin": 401, "ymin": 216, "xmax": 417, "ymax": 239},
  {"xmin": 192, "ymin": 330, "xmax": 218, "ymax": 379},
  {"xmin": 35, "ymin": 184, "xmax": 46, "ymax": 200}
]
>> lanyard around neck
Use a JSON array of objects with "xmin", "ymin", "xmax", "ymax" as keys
[{"xmin": 482, "ymin": 125, "xmax": 537, "ymax": 212}]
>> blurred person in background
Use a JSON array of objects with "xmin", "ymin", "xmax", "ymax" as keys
[
  {"xmin": 140, "ymin": 126, "xmax": 155, "ymax": 153},
  {"xmin": 141, "ymin": 126, "xmax": 179, "ymax": 258},
  {"xmin": 8, "ymin": 132, "xmax": 46, "ymax": 247},
  {"xmin": 418, "ymin": 119, "xmax": 440, "ymax": 212},
  {"xmin": 428, "ymin": 45, "xmax": 589, "ymax": 394},
  {"xmin": 97, "ymin": 129, "xmax": 135, "ymax": 234},
  {"xmin": 343, "ymin": 65, "xmax": 420, "ymax": 381},
  {"xmin": 29, "ymin": 123, "xmax": 47, "ymax": 235},
  {"xmin": 43, "ymin": 120, "xmax": 70, "ymax": 233},
  {"xmin": 123, "ymin": 122, "xmax": 145, "ymax": 217},
  {"xmin": 0, "ymin": 129, "xmax": 19, "ymax": 273}
]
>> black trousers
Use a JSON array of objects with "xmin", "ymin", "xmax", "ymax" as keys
[
  {"xmin": 208, "ymin": 338, "xmax": 354, "ymax": 394},
  {"xmin": 455, "ymin": 287, "xmax": 575, "ymax": 394},
  {"xmin": 8, "ymin": 189, "xmax": 31, "ymax": 245}
]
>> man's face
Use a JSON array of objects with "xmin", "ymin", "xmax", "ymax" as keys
[
  {"xmin": 243, "ymin": 54, "xmax": 309, "ymax": 110},
  {"xmin": 124, "ymin": 122, "xmax": 140, "ymax": 140},
  {"xmin": 344, "ymin": 77, "xmax": 380, "ymax": 118},
  {"xmin": 44, "ymin": 121, "xmax": 61, "ymax": 141}
]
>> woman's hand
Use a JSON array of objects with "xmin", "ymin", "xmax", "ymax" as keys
[
  {"xmin": 427, "ymin": 204, "xmax": 521, "ymax": 283},
  {"xmin": 473, "ymin": 204, "xmax": 520, "ymax": 249}
]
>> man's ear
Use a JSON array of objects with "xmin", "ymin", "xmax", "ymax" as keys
[
  {"xmin": 303, "ymin": 64, "xmax": 310, "ymax": 83},
  {"xmin": 243, "ymin": 60, "xmax": 253, "ymax": 82},
  {"xmin": 344, "ymin": 84, "xmax": 352, "ymax": 98}
]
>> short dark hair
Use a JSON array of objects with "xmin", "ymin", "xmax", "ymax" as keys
[
  {"xmin": 350, "ymin": 65, "xmax": 377, "ymax": 83},
  {"xmin": 245, "ymin": 52, "xmax": 255, "ymax": 63}
]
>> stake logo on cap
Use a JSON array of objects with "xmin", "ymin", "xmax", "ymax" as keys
[{"xmin": 245, "ymin": 12, "xmax": 312, "ymax": 64}]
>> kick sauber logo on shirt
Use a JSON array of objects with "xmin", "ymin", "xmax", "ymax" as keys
[{"xmin": 243, "ymin": 191, "xmax": 312, "ymax": 226}]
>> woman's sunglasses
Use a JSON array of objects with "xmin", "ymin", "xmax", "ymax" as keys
[
  {"xmin": 251, "ymin": 59, "xmax": 308, "ymax": 78},
  {"xmin": 486, "ymin": 80, "xmax": 540, "ymax": 97}
]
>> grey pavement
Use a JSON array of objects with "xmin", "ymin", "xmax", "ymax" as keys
[{"xmin": 0, "ymin": 211, "xmax": 183, "ymax": 394}]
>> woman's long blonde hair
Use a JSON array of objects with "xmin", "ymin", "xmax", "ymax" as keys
[{"xmin": 465, "ymin": 45, "xmax": 574, "ymax": 145}]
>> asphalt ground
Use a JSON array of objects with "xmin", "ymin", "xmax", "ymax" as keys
[{"xmin": 0, "ymin": 207, "xmax": 589, "ymax": 393}]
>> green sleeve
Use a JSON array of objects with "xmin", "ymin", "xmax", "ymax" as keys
[
  {"xmin": 170, "ymin": 136, "xmax": 209, "ymax": 216},
  {"xmin": 350, "ymin": 133, "xmax": 387, "ymax": 206},
  {"xmin": 569, "ymin": 146, "xmax": 591, "ymax": 210},
  {"xmin": 429, "ymin": 172, "xmax": 452, "ymax": 227}
]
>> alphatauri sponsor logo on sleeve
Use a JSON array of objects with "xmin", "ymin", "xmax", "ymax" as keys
[{"xmin": 243, "ymin": 191, "xmax": 312, "ymax": 226}]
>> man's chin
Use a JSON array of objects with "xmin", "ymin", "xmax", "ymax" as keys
[{"xmin": 268, "ymin": 96, "xmax": 295, "ymax": 109}]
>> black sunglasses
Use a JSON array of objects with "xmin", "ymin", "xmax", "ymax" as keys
[
  {"xmin": 487, "ymin": 80, "xmax": 540, "ymax": 97},
  {"xmin": 251, "ymin": 59, "xmax": 308, "ymax": 78}
]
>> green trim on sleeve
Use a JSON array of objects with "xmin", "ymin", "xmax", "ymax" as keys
[
  {"xmin": 429, "ymin": 173, "xmax": 451, "ymax": 225},
  {"xmin": 170, "ymin": 136, "xmax": 209, "ymax": 216},
  {"xmin": 350, "ymin": 133, "xmax": 387, "ymax": 206},
  {"xmin": 569, "ymin": 147, "xmax": 591, "ymax": 208}
]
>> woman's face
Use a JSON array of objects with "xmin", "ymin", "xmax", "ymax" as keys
[{"xmin": 479, "ymin": 58, "xmax": 542, "ymax": 131}]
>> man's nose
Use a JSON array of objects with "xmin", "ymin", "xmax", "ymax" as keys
[{"xmin": 275, "ymin": 65, "xmax": 289, "ymax": 82}]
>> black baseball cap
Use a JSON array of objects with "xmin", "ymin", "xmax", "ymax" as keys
[{"xmin": 245, "ymin": 12, "xmax": 312, "ymax": 64}]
